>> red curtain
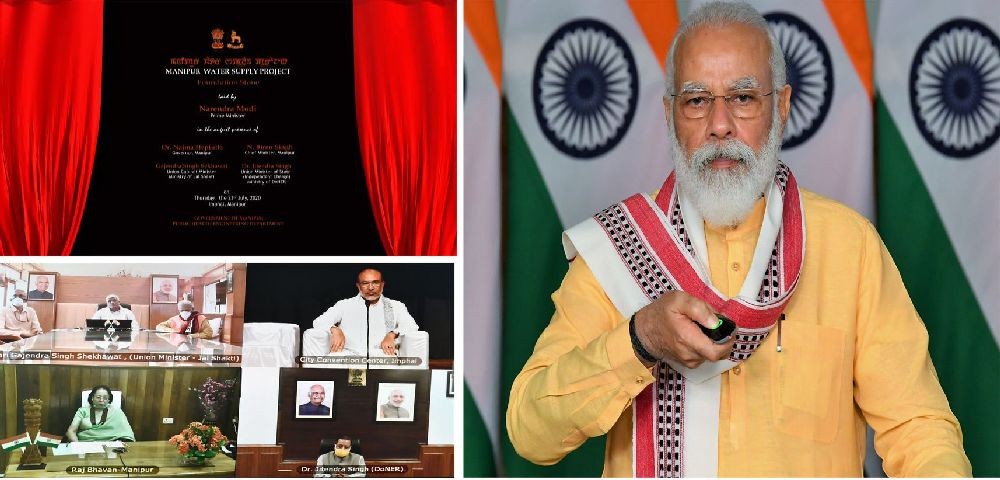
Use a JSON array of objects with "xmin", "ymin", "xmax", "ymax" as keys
[
  {"xmin": 354, "ymin": 0, "xmax": 457, "ymax": 256},
  {"xmin": 0, "ymin": 0, "xmax": 102, "ymax": 255}
]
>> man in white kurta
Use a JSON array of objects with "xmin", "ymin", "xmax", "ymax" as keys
[
  {"xmin": 312, "ymin": 268, "xmax": 419, "ymax": 357},
  {"xmin": 92, "ymin": 294, "xmax": 136, "ymax": 325}
]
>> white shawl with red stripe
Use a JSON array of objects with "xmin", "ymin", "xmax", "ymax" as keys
[{"xmin": 562, "ymin": 163, "xmax": 805, "ymax": 477}]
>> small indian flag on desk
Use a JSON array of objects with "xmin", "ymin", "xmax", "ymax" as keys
[
  {"xmin": 0, "ymin": 434, "xmax": 29, "ymax": 452},
  {"xmin": 32, "ymin": 432, "xmax": 62, "ymax": 447},
  {"xmin": 1, "ymin": 432, "xmax": 62, "ymax": 451}
]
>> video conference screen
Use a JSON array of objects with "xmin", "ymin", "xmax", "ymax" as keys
[
  {"xmin": 0, "ymin": 262, "xmax": 455, "ymax": 477},
  {"xmin": 0, "ymin": 365, "xmax": 241, "ymax": 477}
]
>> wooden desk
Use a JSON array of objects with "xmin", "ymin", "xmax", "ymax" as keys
[
  {"xmin": 4, "ymin": 441, "xmax": 235, "ymax": 477},
  {"xmin": 118, "ymin": 440, "xmax": 235, "ymax": 477}
]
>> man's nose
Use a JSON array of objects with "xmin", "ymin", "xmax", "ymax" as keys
[{"xmin": 706, "ymin": 97, "xmax": 735, "ymax": 141}]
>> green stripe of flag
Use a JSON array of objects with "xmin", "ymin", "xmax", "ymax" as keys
[
  {"xmin": 464, "ymin": 382, "xmax": 498, "ymax": 477},
  {"xmin": 1, "ymin": 435, "xmax": 28, "ymax": 452},
  {"xmin": 500, "ymin": 102, "xmax": 606, "ymax": 477},
  {"xmin": 876, "ymin": 96, "xmax": 1000, "ymax": 477}
]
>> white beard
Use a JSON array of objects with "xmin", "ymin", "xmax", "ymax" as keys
[{"xmin": 671, "ymin": 110, "xmax": 782, "ymax": 228}]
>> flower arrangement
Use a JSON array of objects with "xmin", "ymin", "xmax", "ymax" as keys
[
  {"xmin": 168, "ymin": 421, "xmax": 229, "ymax": 465},
  {"xmin": 189, "ymin": 377, "xmax": 238, "ymax": 424}
]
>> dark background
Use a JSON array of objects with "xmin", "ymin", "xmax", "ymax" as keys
[
  {"xmin": 244, "ymin": 263, "xmax": 454, "ymax": 360},
  {"xmin": 277, "ymin": 368, "xmax": 430, "ymax": 460},
  {"xmin": 73, "ymin": 0, "xmax": 383, "ymax": 255}
]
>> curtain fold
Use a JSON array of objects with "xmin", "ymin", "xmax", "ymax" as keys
[
  {"xmin": 353, "ymin": 0, "xmax": 457, "ymax": 256},
  {"xmin": 0, "ymin": 0, "xmax": 103, "ymax": 255}
]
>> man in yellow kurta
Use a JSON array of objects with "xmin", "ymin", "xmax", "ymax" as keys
[{"xmin": 506, "ymin": 2, "xmax": 971, "ymax": 477}]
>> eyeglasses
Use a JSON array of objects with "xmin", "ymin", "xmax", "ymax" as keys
[
  {"xmin": 358, "ymin": 280, "xmax": 383, "ymax": 287},
  {"xmin": 669, "ymin": 89, "xmax": 775, "ymax": 119}
]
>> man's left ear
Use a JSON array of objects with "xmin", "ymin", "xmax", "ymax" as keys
[{"xmin": 778, "ymin": 84, "xmax": 792, "ymax": 127}]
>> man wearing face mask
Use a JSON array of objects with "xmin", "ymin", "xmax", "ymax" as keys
[
  {"xmin": 312, "ymin": 268, "xmax": 419, "ymax": 357},
  {"xmin": 155, "ymin": 300, "xmax": 213, "ymax": 339},
  {"xmin": 315, "ymin": 435, "xmax": 365, "ymax": 478},
  {"xmin": 1, "ymin": 289, "xmax": 43, "ymax": 339},
  {"xmin": 93, "ymin": 294, "xmax": 136, "ymax": 326}
]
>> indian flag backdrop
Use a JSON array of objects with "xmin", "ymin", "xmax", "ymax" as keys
[
  {"xmin": 689, "ymin": 0, "xmax": 874, "ymax": 219},
  {"xmin": 876, "ymin": 0, "xmax": 1000, "ymax": 476},
  {"xmin": 500, "ymin": 0, "xmax": 677, "ymax": 476},
  {"xmin": 464, "ymin": 0, "xmax": 503, "ymax": 476}
]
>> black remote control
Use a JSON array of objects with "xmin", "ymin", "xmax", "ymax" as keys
[{"xmin": 699, "ymin": 314, "xmax": 736, "ymax": 344}]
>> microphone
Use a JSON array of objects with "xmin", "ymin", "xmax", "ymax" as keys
[{"xmin": 364, "ymin": 298, "xmax": 371, "ymax": 366}]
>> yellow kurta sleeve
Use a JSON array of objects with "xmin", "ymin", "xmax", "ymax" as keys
[
  {"xmin": 506, "ymin": 257, "xmax": 654, "ymax": 466},
  {"xmin": 853, "ymin": 221, "xmax": 971, "ymax": 477},
  {"xmin": 190, "ymin": 315, "xmax": 215, "ymax": 339}
]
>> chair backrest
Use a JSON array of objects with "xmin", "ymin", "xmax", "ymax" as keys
[
  {"xmin": 206, "ymin": 317, "xmax": 223, "ymax": 339},
  {"xmin": 97, "ymin": 303, "xmax": 132, "ymax": 311},
  {"xmin": 81, "ymin": 389, "xmax": 123, "ymax": 410},
  {"xmin": 318, "ymin": 438, "xmax": 335, "ymax": 456},
  {"xmin": 242, "ymin": 323, "xmax": 300, "ymax": 367}
]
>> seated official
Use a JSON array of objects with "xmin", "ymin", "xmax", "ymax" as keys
[
  {"xmin": 1, "ymin": 290, "xmax": 43, "ymax": 339},
  {"xmin": 299, "ymin": 384, "xmax": 331, "ymax": 416},
  {"xmin": 312, "ymin": 268, "xmax": 419, "ymax": 356},
  {"xmin": 315, "ymin": 435, "xmax": 365, "ymax": 478},
  {"xmin": 154, "ymin": 300, "xmax": 213, "ymax": 339},
  {"xmin": 66, "ymin": 386, "xmax": 136, "ymax": 442},
  {"xmin": 93, "ymin": 294, "xmax": 136, "ymax": 326}
]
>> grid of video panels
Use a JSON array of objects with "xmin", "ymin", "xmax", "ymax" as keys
[
  {"xmin": 0, "ymin": 263, "xmax": 455, "ymax": 477},
  {"xmin": 1, "ymin": 0, "xmax": 457, "ymax": 477}
]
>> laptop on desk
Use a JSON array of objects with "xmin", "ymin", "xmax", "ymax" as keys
[
  {"xmin": 85, "ymin": 330, "xmax": 118, "ymax": 341},
  {"xmin": 85, "ymin": 319, "xmax": 133, "ymax": 330}
]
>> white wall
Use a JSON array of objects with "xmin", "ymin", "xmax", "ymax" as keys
[
  {"xmin": 428, "ymin": 369, "xmax": 455, "ymax": 444},
  {"xmin": 34, "ymin": 263, "xmax": 219, "ymax": 277},
  {"xmin": 236, "ymin": 367, "xmax": 281, "ymax": 444}
]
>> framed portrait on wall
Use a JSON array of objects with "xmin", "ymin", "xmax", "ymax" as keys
[
  {"xmin": 375, "ymin": 382, "xmax": 416, "ymax": 422},
  {"xmin": 151, "ymin": 275, "xmax": 179, "ymax": 304},
  {"xmin": 27, "ymin": 273, "xmax": 56, "ymax": 301},
  {"xmin": 295, "ymin": 380, "xmax": 334, "ymax": 419}
]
